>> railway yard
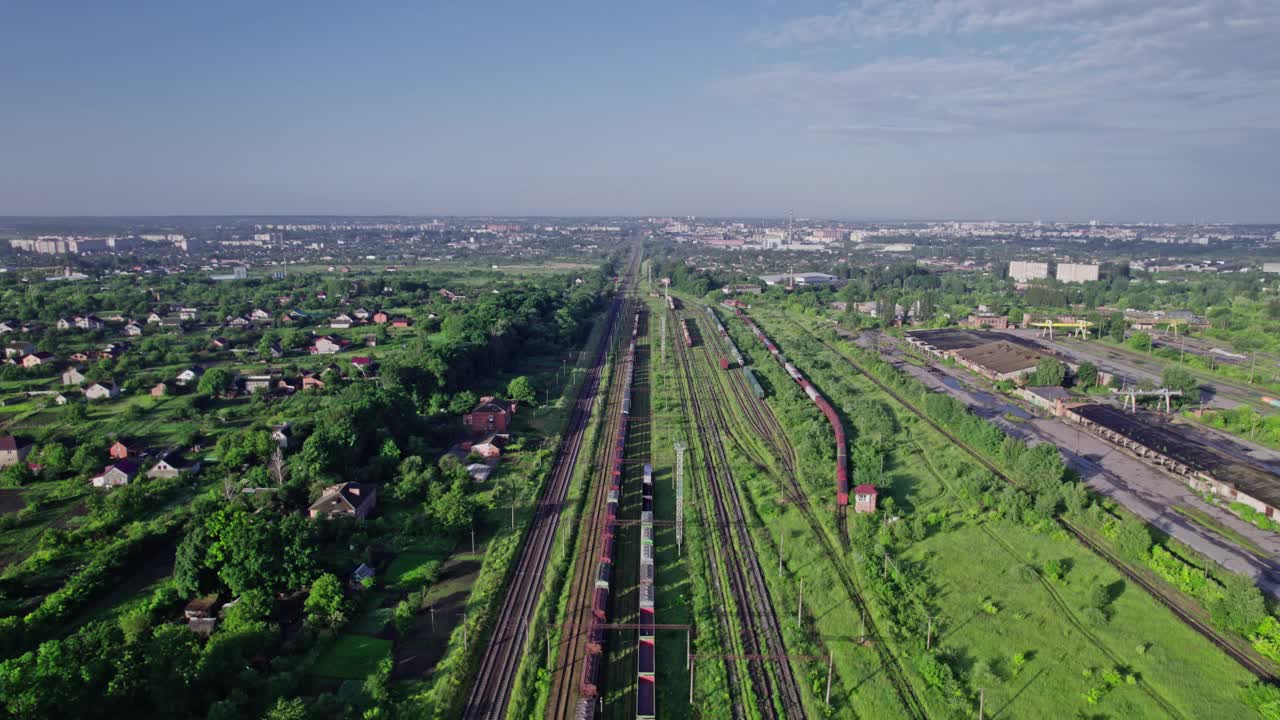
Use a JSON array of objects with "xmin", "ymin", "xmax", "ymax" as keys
[{"xmin": 459, "ymin": 259, "xmax": 1279, "ymax": 719}]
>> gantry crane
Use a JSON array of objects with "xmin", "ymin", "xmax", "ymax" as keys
[{"xmin": 1030, "ymin": 319, "xmax": 1094, "ymax": 340}]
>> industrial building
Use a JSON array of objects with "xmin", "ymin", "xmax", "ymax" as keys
[
  {"xmin": 1008, "ymin": 260, "xmax": 1049, "ymax": 283},
  {"xmin": 1063, "ymin": 404, "xmax": 1280, "ymax": 521},
  {"xmin": 1264, "ymin": 262, "xmax": 1280, "ymax": 274},
  {"xmin": 1056, "ymin": 262, "xmax": 1100, "ymax": 283},
  {"xmin": 905, "ymin": 329, "xmax": 1051, "ymax": 382},
  {"xmin": 758, "ymin": 272, "xmax": 838, "ymax": 286}
]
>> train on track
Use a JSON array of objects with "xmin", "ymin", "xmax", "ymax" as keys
[
  {"xmin": 733, "ymin": 310, "xmax": 850, "ymax": 506},
  {"xmin": 578, "ymin": 310, "xmax": 641, "ymax": 713},
  {"xmin": 666, "ymin": 294, "xmax": 678, "ymax": 311},
  {"xmin": 638, "ymin": 463, "xmax": 656, "ymax": 720},
  {"xmin": 680, "ymin": 318, "xmax": 693, "ymax": 347},
  {"xmin": 705, "ymin": 305, "xmax": 743, "ymax": 367}
]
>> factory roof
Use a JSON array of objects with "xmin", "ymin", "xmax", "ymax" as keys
[{"xmin": 954, "ymin": 341, "xmax": 1044, "ymax": 376}]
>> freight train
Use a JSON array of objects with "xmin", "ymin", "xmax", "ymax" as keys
[
  {"xmin": 578, "ymin": 311, "xmax": 641, "ymax": 710},
  {"xmin": 637, "ymin": 463, "xmax": 656, "ymax": 720},
  {"xmin": 680, "ymin": 318, "xmax": 693, "ymax": 347},
  {"xmin": 733, "ymin": 311, "xmax": 849, "ymax": 506},
  {"xmin": 705, "ymin": 305, "xmax": 744, "ymax": 367}
]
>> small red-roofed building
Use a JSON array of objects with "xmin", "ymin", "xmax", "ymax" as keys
[{"xmin": 854, "ymin": 484, "xmax": 878, "ymax": 514}]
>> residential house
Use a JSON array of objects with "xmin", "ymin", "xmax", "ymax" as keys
[
  {"xmin": 391, "ymin": 317, "xmax": 411, "ymax": 328},
  {"xmin": 462, "ymin": 397, "xmax": 517, "ymax": 435},
  {"xmin": 147, "ymin": 450, "xmax": 200, "ymax": 479},
  {"xmin": 22, "ymin": 352, "xmax": 54, "ymax": 368},
  {"xmin": 147, "ymin": 312, "xmax": 164, "ymax": 324},
  {"xmin": 91, "ymin": 459, "xmax": 139, "ymax": 488},
  {"xmin": 61, "ymin": 367, "xmax": 86, "ymax": 385},
  {"xmin": 4, "ymin": 341, "xmax": 34, "ymax": 359},
  {"xmin": 0, "ymin": 436, "xmax": 33, "ymax": 467},
  {"xmin": 352, "ymin": 307, "xmax": 371, "ymax": 321},
  {"xmin": 227, "ymin": 317, "xmax": 253, "ymax": 328},
  {"xmin": 267, "ymin": 342, "xmax": 284, "ymax": 359},
  {"xmin": 0, "ymin": 320, "xmax": 17, "ymax": 335},
  {"xmin": 330, "ymin": 313, "xmax": 354, "ymax": 329},
  {"xmin": 275, "ymin": 378, "xmax": 298, "ymax": 394},
  {"xmin": 350, "ymin": 356, "xmax": 375, "ymax": 372},
  {"xmin": 69, "ymin": 351, "xmax": 92, "ymax": 363},
  {"xmin": 250, "ymin": 308, "xmax": 271, "ymax": 321},
  {"xmin": 75, "ymin": 315, "xmax": 105, "ymax": 331},
  {"xmin": 310, "ymin": 336, "xmax": 346, "ymax": 355},
  {"xmin": 178, "ymin": 307, "xmax": 199, "ymax": 320},
  {"xmin": 372, "ymin": 311, "xmax": 390, "ymax": 324},
  {"xmin": 243, "ymin": 375, "xmax": 273, "ymax": 393},
  {"xmin": 350, "ymin": 563, "xmax": 376, "ymax": 588},
  {"xmin": 123, "ymin": 322, "xmax": 144, "ymax": 337},
  {"xmin": 469, "ymin": 434, "xmax": 503, "ymax": 459},
  {"xmin": 150, "ymin": 382, "xmax": 172, "ymax": 398},
  {"xmin": 85, "ymin": 382, "xmax": 119, "ymax": 401},
  {"xmin": 56, "ymin": 317, "xmax": 74, "ymax": 330},
  {"xmin": 465, "ymin": 462, "xmax": 494, "ymax": 482},
  {"xmin": 308, "ymin": 482, "xmax": 377, "ymax": 520},
  {"xmin": 211, "ymin": 337, "xmax": 230, "ymax": 350},
  {"xmin": 109, "ymin": 439, "xmax": 137, "ymax": 459},
  {"xmin": 271, "ymin": 423, "xmax": 292, "ymax": 448},
  {"xmin": 301, "ymin": 374, "xmax": 325, "ymax": 391},
  {"xmin": 176, "ymin": 367, "xmax": 204, "ymax": 386}
]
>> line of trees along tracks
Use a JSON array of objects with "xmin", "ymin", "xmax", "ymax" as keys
[{"xmin": 462, "ymin": 254, "xmax": 640, "ymax": 720}]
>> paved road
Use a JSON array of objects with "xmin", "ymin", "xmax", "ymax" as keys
[{"xmin": 850, "ymin": 329, "xmax": 1280, "ymax": 597}]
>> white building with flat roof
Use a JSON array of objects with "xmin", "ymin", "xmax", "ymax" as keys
[
  {"xmin": 1057, "ymin": 263, "xmax": 1100, "ymax": 283},
  {"xmin": 1263, "ymin": 262, "xmax": 1280, "ymax": 274},
  {"xmin": 1008, "ymin": 260, "xmax": 1049, "ymax": 283}
]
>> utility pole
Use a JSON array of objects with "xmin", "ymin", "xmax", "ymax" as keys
[
  {"xmin": 797, "ymin": 578, "xmax": 804, "ymax": 625},
  {"xmin": 926, "ymin": 616, "xmax": 935, "ymax": 650},
  {"xmin": 779, "ymin": 529, "xmax": 785, "ymax": 574},
  {"xmin": 470, "ymin": 527, "xmax": 476, "ymax": 554},
  {"xmin": 979, "ymin": 688, "xmax": 985, "ymax": 720},
  {"xmin": 429, "ymin": 604, "xmax": 436, "ymax": 632}
]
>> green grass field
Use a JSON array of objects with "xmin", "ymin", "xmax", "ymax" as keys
[{"xmin": 311, "ymin": 634, "xmax": 393, "ymax": 679}]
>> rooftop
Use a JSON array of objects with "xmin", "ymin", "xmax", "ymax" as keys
[{"xmin": 954, "ymin": 341, "xmax": 1044, "ymax": 376}]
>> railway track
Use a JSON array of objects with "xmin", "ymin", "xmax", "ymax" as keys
[
  {"xmin": 779, "ymin": 314, "xmax": 1280, "ymax": 685},
  {"xmin": 702, "ymin": 308, "xmax": 929, "ymax": 720},
  {"xmin": 545, "ymin": 298, "xmax": 637, "ymax": 720},
  {"xmin": 674, "ymin": 314, "xmax": 805, "ymax": 720},
  {"xmin": 462, "ymin": 259, "xmax": 637, "ymax": 720}
]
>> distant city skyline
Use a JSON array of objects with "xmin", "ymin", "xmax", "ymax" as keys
[{"xmin": 2, "ymin": 1, "xmax": 1277, "ymax": 221}]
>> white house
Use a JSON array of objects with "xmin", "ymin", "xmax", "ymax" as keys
[
  {"xmin": 61, "ymin": 367, "xmax": 86, "ymax": 385},
  {"xmin": 123, "ymin": 322, "xmax": 144, "ymax": 337},
  {"xmin": 84, "ymin": 382, "xmax": 119, "ymax": 401},
  {"xmin": 176, "ymin": 367, "xmax": 204, "ymax": 386}
]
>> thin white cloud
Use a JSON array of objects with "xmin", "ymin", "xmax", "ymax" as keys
[{"xmin": 731, "ymin": 0, "xmax": 1280, "ymax": 139}]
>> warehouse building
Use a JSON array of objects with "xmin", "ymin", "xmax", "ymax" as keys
[{"xmin": 1064, "ymin": 404, "xmax": 1280, "ymax": 520}]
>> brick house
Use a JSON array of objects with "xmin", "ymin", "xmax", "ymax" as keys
[
  {"xmin": 463, "ymin": 397, "xmax": 517, "ymax": 435},
  {"xmin": 109, "ymin": 439, "xmax": 137, "ymax": 459}
]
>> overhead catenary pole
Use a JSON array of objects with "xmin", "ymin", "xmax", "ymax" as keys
[
  {"xmin": 674, "ymin": 441, "xmax": 687, "ymax": 555},
  {"xmin": 825, "ymin": 650, "xmax": 834, "ymax": 705}
]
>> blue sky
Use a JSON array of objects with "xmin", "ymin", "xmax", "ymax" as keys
[{"xmin": 2, "ymin": 1, "xmax": 1277, "ymax": 221}]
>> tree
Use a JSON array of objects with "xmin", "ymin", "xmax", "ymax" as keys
[
  {"xmin": 1210, "ymin": 572, "xmax": 1267, "ymax": 635},
  {"xmin": 197, "ymin": 367, "xmax": 234, "ymax": 397},
  {"xmin": 304, "ymin": 574, "xmax": 346, "ymax": 627},
  {"xmin": 262, "ymin": 698, "xmax": 307, "ymax": 720},
  {"xmin": 1030, "ymin": 357, "xmax": 1067, "ymax": 387},
  {"xmin": 1076, "ymin": 361, "xmax": 1099, "ymax": 389},
  {"xmin": 1085, "ymin": 583, "xmax": 1110, "ymax": 611},
  {"xmin": 1114, "ymin": 518, "xmax": 1152, "ymax": 561},
  {"xmin": 506, "ymin": 375, "xmax": 535, "ymax": 404},
  {"xmin": 1161, "ymin": 366, "xmax": 1199, "ymax": 407},
  {"xmin": 1128, "ymin": 332, "xmax": 1152, "ymax": 353}
]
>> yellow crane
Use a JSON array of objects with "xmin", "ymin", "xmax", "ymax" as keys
[{"xmin": 1030, "ymin": 320, "xmax": 1094, "ymax": 340}]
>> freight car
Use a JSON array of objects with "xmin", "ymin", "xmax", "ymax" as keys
[
  {"xmin": 681, "ymin": 318, "xmax": 694, "ymax": 347},
  {"xmin": 734, "ymin": 311, "xmax": 849, "ymax": 506}
]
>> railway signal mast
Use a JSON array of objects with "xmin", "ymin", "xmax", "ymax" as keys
[{"xmin": 674, "ymin": 441, "xmax": 686, "ymax": 555}]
